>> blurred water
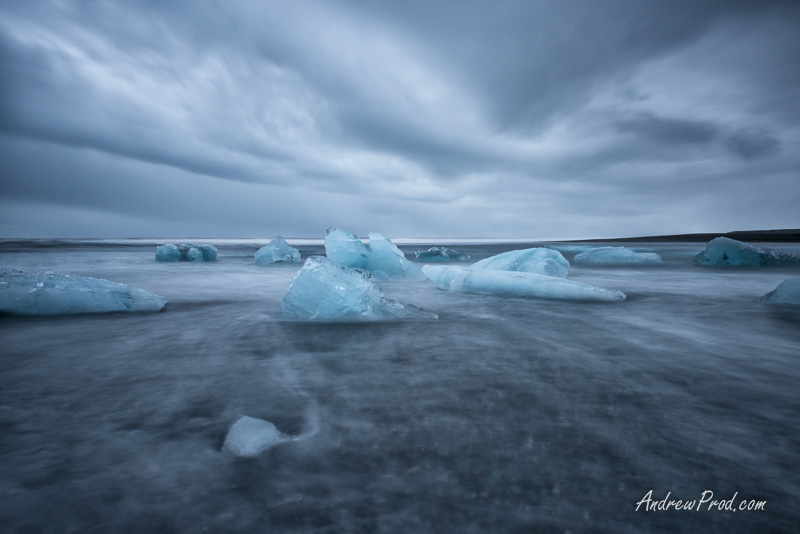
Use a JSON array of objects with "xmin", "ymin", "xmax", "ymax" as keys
[{"xmin": 1, "ymin": 240, "xmax": 799, "ymax": 533}]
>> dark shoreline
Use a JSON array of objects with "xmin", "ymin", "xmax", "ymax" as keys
[{"xmin": 565, "ymin": 229, "xmax": 800, "ymax": 243}]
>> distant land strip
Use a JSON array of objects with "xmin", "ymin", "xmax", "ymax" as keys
[{"xmin": 568, "ymin": 229, "xmax": 800, "ymax": 243}]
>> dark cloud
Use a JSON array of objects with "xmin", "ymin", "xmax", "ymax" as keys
[{"xmin": 0, "ymin": 0, "xmax": 798, "ymax": 238}]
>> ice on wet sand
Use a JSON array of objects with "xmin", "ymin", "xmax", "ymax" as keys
[
  {"xmin": 422, "ymin": 265, "xmax": 625, "ymax": 302},
  {"xmin": 255, "ymin": 236, "xmax": 301, "ymax": 264},
  {"xmin": 222, "ymin": 416, "xmax": 292, "ymax": 457},
  {"xmin": 278, "ymin": 256, "xmax": 437, "ymax": 320},
  {"xmin": 0, "ymin": 268, "xmax": 167, "ymax": 315},
  {"xmin": 472, "ymin": 248, "xmax": 570, "ymax": 277},
  {"xmin": 324, "ymin": 227, "xmax": 425, "ymax": 281},
  {"xmin": 761, "ymin": 277, "xmax": 800, "ymax": 305}
]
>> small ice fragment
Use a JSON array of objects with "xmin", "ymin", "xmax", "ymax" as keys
[
  {"xmin": 694, "ymin": 237, "xmax": 800, "ymax": 267},
  {"xmin": 155, "ymin": 244, "xmax": 181, "ymax": 262},
  {"xmin": 573, "ymin": 247, "xmax": 663, "ymax": 266},
  {"xmin": 255, "ymin": 236, "xmax": 301, "ymax": 265},
  {"xmin": 761, "ymin": 277, "xmax": 800, "ymax": 305},
  {"xmin": 156, "ymin": 243, "xmax": 217, "ymax": 262},
  {"xmin": 222, "ymin": 416, "xmax": 291, "ymax": 457},
  {"xmin": 472, "ymin": 248, "xmax": 569, "ymax": 277},
  {"xmin": 0, "ymin": 268, "xmax": 167, "ymax": 315},
  {"xmin": 422, "ymin": 265, "xmax": 625, "ymax": 302},
  {"xmin": 415, "ymin": 247, "xmax": 470, "ymax": 262},
  {"xmin": 278, "ymin": 256, "xmax": 437, "ymax": 320},
  {"xmin": 324, "ymin": 227, "xmax": 425, "ymax": 281}
]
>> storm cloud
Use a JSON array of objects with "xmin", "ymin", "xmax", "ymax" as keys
[{"xmin": 1, "ymin": 0, "xmax": 798, "ymax": 238}]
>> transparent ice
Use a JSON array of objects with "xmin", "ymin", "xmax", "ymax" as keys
[
  {"xmin": 324, "ymin": 227, "xmax": 425, "ymax": 281},
  {"xmin": 472, "ymin": 247, "xmax": 570, "ymax": 277},
  {"xmin": 156, "ymin": 243, "xmax": 218, "ymax": 262},
  {"xmin": 255, "ymin": 236, "xmax": 301, "ymax": 265},
  {"xmin": 422, "ymin": 265, "xmax": 626, "ymax": 302},
  {"xmin": 278, "ymin": 256, "xmax": 437, "ymax": 320},
  {"xmin": 0, "ymin": 268, "xmax": 167, "ymax": 315},
  {"xmin": 761, "ymin": 277, "xmax": 800, "ymax": 305},
  {"xmin": 694, "ymin": 237, "xmax": 800, "ymax": 267},
  {"xmin": 222, "ymin": 416, "xmax": 292, "ymax": 457},
  {"xmin": 573, "ymin": 246, "xmax": 663, "ymax": 266},
  {"xmin": 415, "ymin": 247, "xmax": 470, "ymax": 262}
]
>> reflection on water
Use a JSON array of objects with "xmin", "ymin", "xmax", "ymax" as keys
[{"xmin": 1, "ymin": 241, "xmax": 799, "ymax": 533}]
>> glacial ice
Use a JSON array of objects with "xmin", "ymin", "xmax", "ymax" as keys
[
  {"xmin": 573, "ymin": 247, "xmax": 663, "ymax": 266},
  {"xmin": 255, "ymin": 236, "xmax": 301, "ymax": 265},
  {"xmin": 471, "ymin": 248, "xmax": 570, "ymax": 277},
  {"xmin": 156, "ymin": 242, "xmax": 218, "ymax": 262},
  {"xmin": 0, "ymin": 268, "xmax": 167, "ymax": 315},
  {"xmin": 222, "ymin": 416, "xmax": 292, "ymax": 457},
  {"xmin": 324, "ymin": 227, "xmax": 425, "ymax": 281},
  {"xmin": 278, "ymin": 256, "xmax": 437, "ymax": 320},
  {"xmin": 761, "ymin": 277, "xmax": 800, "ymax": 305},
  {"xmin": 422, "ymin": 265, "xmax": 626, "ymax": 302},
  {"xmin": 415, "ymin": 247, "xmax": 470, "ymax": 262},
  {"xmin": 694, "ymin": 237, "xmax": 800, "ymax": 267}
]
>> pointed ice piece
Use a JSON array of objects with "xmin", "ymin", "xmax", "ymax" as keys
[
  {"xmin": 472, "ymin": 247, "xmax": 569, "ymax": 277},
  {"xmin": 422, "ymin": 265, "xmax": 625, "ymax": 302},
  {"xmin": 415, "ymin": 247, "xmax": 470, "ymax": 262},
  {"xmin": 0, "ymin": 268, "xmax": 167, "ymax": 315},
  {"xmin": 694, "ymin": 237, "xmax": 800, "ymax": 267},
  {"xmin": 255, "ymin": 236, "xmax": 301, "ymax": 265},
  {"xmin": 324, "ymin": 227, "xmax": 425, "ymax": 281},
  {"xmin": 573, "ymin": 246, "xmax": 663, "ymax": 266},
  {"xmin": 761, "ymin": 277, "xmax": 800, "ymax": 305},
  {"xmin": 278, "ymin": 256, "xmax": 437, "ymax": 320},
  {"xmin": 222, "ymin": 416, "xmax": 292, "ymax": 457},
  {"xmin": 155, "ymin": 244, "xmax": 181, "ymax": 262}
]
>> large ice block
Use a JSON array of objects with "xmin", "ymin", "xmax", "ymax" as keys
[
  {"xmin": 422, "ymin": 265, "xmax": 625, "ymax": 302},
  {"xmin": 415, "ymin": 247, "xmax": 470, "ymax": 262},
  {"xmin": 278, "ymin": 256, "xmax": 437, "ymax": 320},
  {"xmin": 156, "ymin": 242, "xmax": 218, "ymax": 262},
  {"xmin": 222, "ymin": 416, "xmax": 292, "ymax": 457},
  {"xmin": 761, "ymin": 277, "xmax": 800, "ymax": 305},
  {"xmin": 324, "ymin": 227, "xmax": 425, "ymax": 281},
  {"xmin": 255, "ymin": 236, "xmax": 301, "ymax": 265},
  {"xmin": 472, "ymin": 248, "xmax": 569, "ymax": 277},
  {"xmin": 573, "ymin": 247, "xmax": 663, "ymax": 266},
  {"xmin": 0, "ymin": 268, "xmax": 167, "ymax": 315},
  {"xmin": 694, "ymin": 237, "xmax": 800, "ymax": 267}
]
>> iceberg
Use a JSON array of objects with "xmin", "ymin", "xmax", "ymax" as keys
[
  {"xmin": 573, "ymin": 247, "xmax": 663, "ymax": 266},
  {"xmin": 278, "ymin": 256, "xmax": 437, "ymax": 320},
  {"xmin": 694, "ymin": 237, "xmax": 800, "ymax": 267},
  {"xmin": 422, "ymin": 265, "xmax": 626, "ymax": 302},
  {"xmin": 255, "ymin": 236, "xmax": 301, "ymax": 265},
  {"xmin": 156, "ymin": 242, "xmax": 218, "ymax": 262},
  {"xmin": 0, "ymin": 268, "xmax": 167, "ymax": 315},
  {"xmin": 415, "ymin": 247, "xmax": 470, "ymax": 262},
  {"xmin": 761, "ymin": 277, "xmax": 800, "ymax": 305},
  {"xmin": 471, "ymin": 248, "xmax": 569, "ymax": 277},
  {"xmin": 324, "ymin": 227, "xmax": 425, "ymax": 281},
  {"xmin": 222, "ymin": 416, "xmax": 293, "ymax": 457}
]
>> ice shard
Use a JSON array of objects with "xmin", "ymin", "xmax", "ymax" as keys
[
  {"xmin": 0, "ymin": 268, "xmax": 167, "ymax": 315},
  {"xmin": 278, "ymin": 256, "xmax": 437, "ymax": 320},
  {"xmin": 324, "ymin": 227, "xmax": 425, "ymax": 281},
  {"xmin": 255, "ymin": 236, "xmax": 301, "ymax": 264},
  {"xmin": 422, "ymin": 265, "xmax": 625, "ymax": 302},
  {"xmin": 472, "ymin": 248, "xmax": 569, "ymax": 277},
  {"xmin": 761, "ymin": 277, "xmax": 800, "ymax": 305}
]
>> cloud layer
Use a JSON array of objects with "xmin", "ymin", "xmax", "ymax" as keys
[{"xmin": 1, "ymin": 0, "xmax": 798, "ymax": 238}]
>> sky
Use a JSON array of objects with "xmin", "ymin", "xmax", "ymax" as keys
[{"xmin": 1, "ymin": 0, "xmax": 798, "ymax": 240}]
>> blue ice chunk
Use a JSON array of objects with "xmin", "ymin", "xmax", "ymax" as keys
[
  {"xmin": 222, "ymin": 416, "xmax": 292, "ymax": 457},
  {"xmin": 155, "ymin": 244, "xmax": 181, "ymax": 262},
  {"xmin": 761, "ymin": 277, "xmax": 800, "ymax": 305},
  {"xmin": 324, "ymin": 227, "xmax": 425, "ymax": 281},
  {"xmin": 0, "ymin": 268, "xmax": 167, "ymax": 315},
  {"xmin": 422, "ymin": 265, "xmax": 626, "ymax": 302},
  {"xmin": 156, "ymin": 242, "xmax": 217, "ymax": 262},
  {"xmin": 694, "ymin": 237, "xmax": 800, "ymax": 267},
  {"xmin": 278, "ymin": 256, "xmax": 437, "ymax": 320},
  {"xmin": 573, "ymin": 246, "xmax": 663, "ymax": 266},
  {"xmin": 415, "ymin": 247, "xmax": 470, "ymax": 262},
  {"xmin": 544, "ymin": 244, "xmax": 600, "ymax": 254},
  {"xmin": 472, "ymin": 248, "xmax": 569, "ymax": 277},
  {"xmin": 255, "ymin": 236, "xmax": 301, "ymax": 265}
]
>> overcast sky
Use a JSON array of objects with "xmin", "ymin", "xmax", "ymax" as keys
[{"xmin": 1, "ymin": 0, "xmax": 798, "ymax": 239}]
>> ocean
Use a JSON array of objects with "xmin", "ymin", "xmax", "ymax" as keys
[{"xmin": 1, "ymin": 239, "xmax": 799, "ymax": 533}]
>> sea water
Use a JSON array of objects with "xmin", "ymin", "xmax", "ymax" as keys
[{"xmin": 1, "ymin": 239, "xmax": 798, "ymax": 533}]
